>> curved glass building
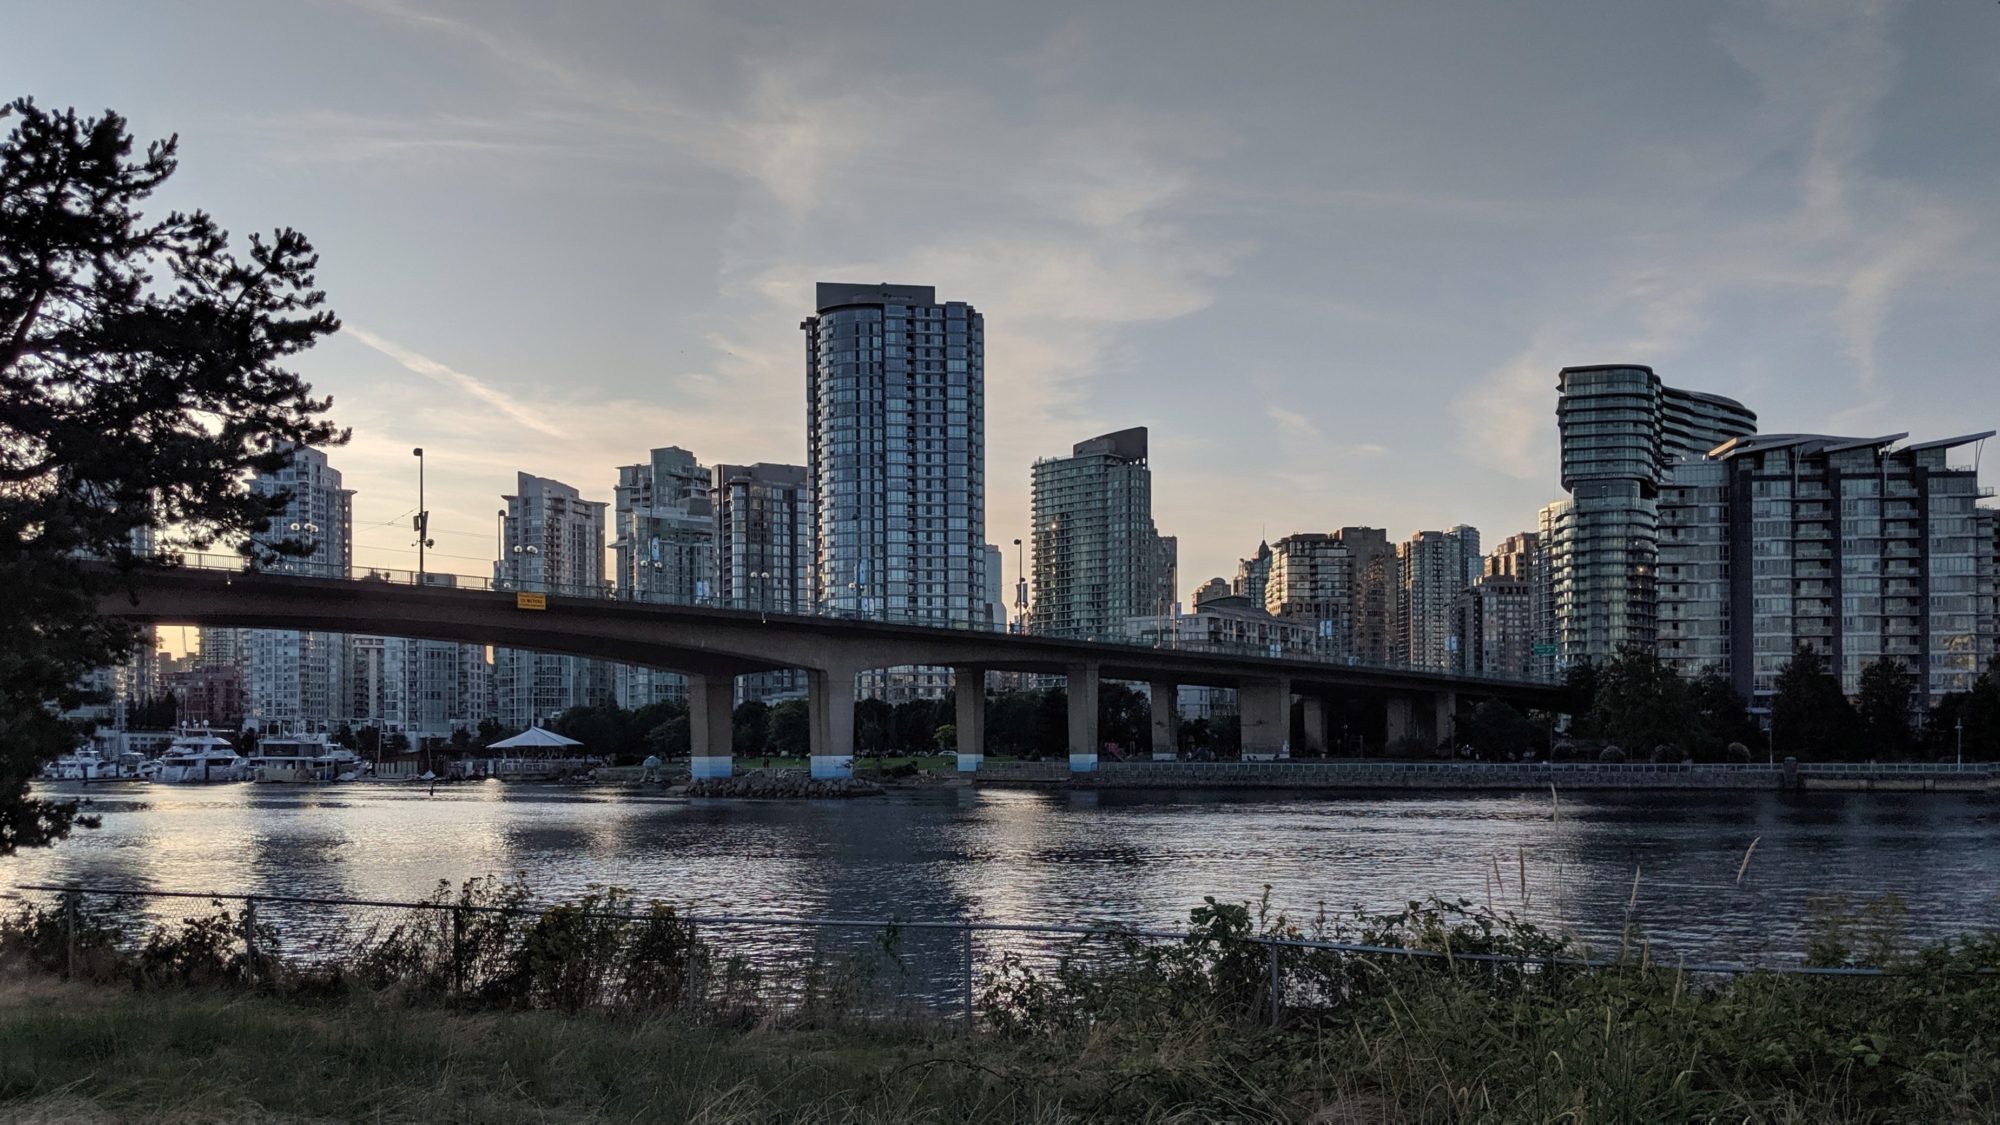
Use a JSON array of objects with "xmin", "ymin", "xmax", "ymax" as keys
[{"xmin": 1550, "ymin": 365, "xmax": 1755, "ymax": 666}]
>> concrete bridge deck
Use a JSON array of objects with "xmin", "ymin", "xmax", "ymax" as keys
[{"xmin": 97, "ymin": 562, "xmax": 1567, "ymax": 779}]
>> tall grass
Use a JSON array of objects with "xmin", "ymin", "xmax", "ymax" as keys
[{"xmin": 6, "ymin": 884, "xmax": 2000, "ymax": 1121}]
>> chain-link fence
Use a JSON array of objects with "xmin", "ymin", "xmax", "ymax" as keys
[{"xmin": 1, "ymin": 883, "xmax": 1940, "ymax": 1031}]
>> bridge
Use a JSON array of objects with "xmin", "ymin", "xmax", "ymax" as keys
[{"xmin": 97, "ymin": 559, "xmax": 1567, "ymax": 779}]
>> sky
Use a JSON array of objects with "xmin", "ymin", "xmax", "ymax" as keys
[{"xmin": 9, "ymin": 0, "xmax": 1999, "ymax": 613}]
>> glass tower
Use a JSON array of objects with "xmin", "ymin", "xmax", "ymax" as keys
[
  {"xmin": 1029, "ymin": 427, "xmax": 1174, "ymax": 640},
  {"xmin": 1552, "ymin": 365, "xmax": 1755, "ymax": 666},
  {"xmin": 242, "ymin": 446, "xmax": 353, "ymax": 731},
  {"xmin": 804, "ymin": 282, "xmax": 987, "ymax": 628}
]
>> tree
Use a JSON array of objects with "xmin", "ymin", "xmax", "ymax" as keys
[
  {"xmin": 854, "ymin": 698, "xmax": 892, "ymax": 755},
  {"xmin": 1855, "ymin": 657, "xmax": 1919, "ymax": 758},
  {"xmin": 1458, "ymin": 699, "xmax": 1537, "ymax": 760},
  {"xmin": 1560, "ymin": 657, "xmax": 1603, "ymax": 736},
  {"xmin": 1585, "ymin": 645, "xmax": 1695, "ymax": 757},
  {"xmin": 732, "ymin": 700, "xmax": 770, "ymax": 758},
  {"xmin": 768, "ymin": 698, "xmax": 810, "ymax": 757},
  {"xmin": 1, "ymin": 100, "xmax": 341, "ymax": 854},
  {"xmin": 1771, "ymin": 645, "xmax": 1860, "ymax": 761},
  {"xmin": 644, "ymin": 714, "xmax": 689, "ymax": 759},
  {"xmin": 1098, "ymin": 682, "xmax": 1149, "ymax": 757},
  {"xmin": 1686, "ymin": 668, "xmax": 1758, "ymax": 761}
]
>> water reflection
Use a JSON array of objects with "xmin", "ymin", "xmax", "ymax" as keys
[{"xmin": 8, "ymin": 783, "xmax": 1999, "ymax": 960}]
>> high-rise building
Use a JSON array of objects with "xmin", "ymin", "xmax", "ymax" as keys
[
  {"xmin": 1458, "ymin": 530, "xmax": 1544, "ymax": 679},
  {"xmin": 494, "ymin": 472, "xmax": 609, "ymax": 727},
  {"xmin": 1396, "ymin": 525, "xmax": 1479, "ymax": 670},
  {"xmin": 1030, "ymin": 427, "xmax": 1175, "ymax": 639},
  {"xmin": 1535, "ymin": 501, "xmax": 1572, "ymax": 680},
  {"xmin": 1265, "ymin": 533, "xmax": 1354, "ymax": 656},
  {"xmin": 1455, "ymin": 578, "xmax": 1534, "ymax": 679},
  {"xmin": 242, "ymin": 447, "xmax": 353, "ymax": 731},
  {"xmin": 1338, "ymin": 527, "xmax": 1399, "ymax": 665},
  {"xmin": 1707, "ymin": 431, "xmax": 1992, "ymax": 708},
  {"xmin": 1232, "ymin": 541, "xmax": 1273, "ymax": 604},
  {"xmin": 611, "ymin": 447, "xmax": 715, "ymax": 707},
  {"xmin": 350, "ymin": 577, "xmax": 492, "ymax": 739},
  {"xmin": 982, "ymin": 543, "xmax": 1007, "ymax": 630},
  {"xmin": 805, "ymin": 282, "xmax": 985, "ymax": 701},
  {"xmin": 1551, "ymin": 365, "xmax": 1756, "ymax": 667},
  {"xmin": 1980, "ymin": 507, "xmax": 2000, "ymax": 676},
  {"xmin": 1657, "ymin": 458, "xmax": 1733, "ymax": 680},
  {"xmin": 805, "ymin": 282, "xmax": 986, "ymax": 624},
  {"xmin": 713, "ymin": 462, "xmax": 814, "ymax": 702}
]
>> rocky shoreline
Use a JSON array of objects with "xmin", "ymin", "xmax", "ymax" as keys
[{"xmin": 681, "ymin": 771, "xmax": 886, "ymax": 799}]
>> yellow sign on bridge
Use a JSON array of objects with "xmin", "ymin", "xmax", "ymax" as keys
[{"xmin": 515, "ymin": 592, "xmax": 547, "ymax": 611}]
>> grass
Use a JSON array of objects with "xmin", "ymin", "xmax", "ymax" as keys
[
  {"xmin": 0, "ymin": 977, "xmax": 1007, "ymax": 1123},
  {"xmin": 9, "ymin": 886, "xmax": 2000, "ymax": 1122}
]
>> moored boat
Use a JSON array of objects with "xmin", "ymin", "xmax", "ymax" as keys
[{"xmin": 152, "ymin": 727, "xmax": 250, "ymax": 784}]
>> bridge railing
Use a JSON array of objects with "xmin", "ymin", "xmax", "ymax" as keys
[{"xmin": 135, "ymin": 551, "xmax": 1561, "ymax": 687}]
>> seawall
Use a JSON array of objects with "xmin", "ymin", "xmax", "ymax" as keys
[{"xmin": 970, "ymin": 759, "xmax": 2000, "ymax": 793}]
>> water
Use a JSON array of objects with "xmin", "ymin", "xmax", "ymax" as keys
[{"xmin": 9, "ymin": 782, "xmax": 2000, "ymax": 962}]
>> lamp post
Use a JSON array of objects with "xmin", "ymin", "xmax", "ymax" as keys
[
  {"xmin": 288, "ymin": 521, "xmax": 320, "ymax": 576},
  {"xmin": 411, "ymin": 448, "xmax": 433, "ymax": 584},
  {"xmin": 1957, "ymin": 717, "xmax": 1964, "ymax": 767},
  {"xmin": 495, "ymin": 509, "xmax": 506, "ymax": 577},
  {"xmin": 1012, "ymin": 537, "xmax": 1027, "ymax": 634}
]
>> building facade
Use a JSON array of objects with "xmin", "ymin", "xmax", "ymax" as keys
[
  {"xmin": 611, "ymin": 446, "xmax": 716, "ymax": 707},
  {"xmin": 1397, "ymin": 525, "xmax": 1479, "ymax": 670},
  {"xmin": 1657, "ymin": 458, "xmax": 1734, "ymax": 680},
  {"xmin": 713, "ymin": 462, "xmax": 814, "ymax": 702},
  {"xmin": 1030, "ymin": 427, "xmax": 1175, "ymax": 640},
  {"xmin": 1264, "ymin": 533, "xmax": 1354, "ymax": 656},
  {"xmin": 805, "ymin": 282, "xmax": 986, "ymax": 701},
  {"xmin": 242, "ymin": 447, "xmax": 354, "ymax": 731},
  {"xmin": 1708, "ymin": 432, "xmax": 1993, "ymax": 708},
  {"xmin": 494, "ymin": 472, "xmax": 609, "ymax": 727},
  {"xmin": 1550, "ymin": 365, "xmax": 1756, "ymax": 668}
]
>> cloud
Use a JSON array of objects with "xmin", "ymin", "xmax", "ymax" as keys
[
  {"xmin": 1265, "ymin": 404, "xmax": 1323, "ymax": 443},
  {"xmin": 342, "ymin": 326, "xmax": 572, "ymax": 439},
  {"xmin": 1454, "ymin": 332, "xmax": 1566, "ymax": 483}
]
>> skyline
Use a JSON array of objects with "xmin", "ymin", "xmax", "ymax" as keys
[{"xmin": 9, "ymin": 0, "xmax": 1998, "ymax": 618}]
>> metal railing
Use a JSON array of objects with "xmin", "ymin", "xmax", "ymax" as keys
[
  {"xmin": 2, "ymin": 883, "xmax": 1959, "ymax": 1032},
  {"xmin": 131, "ymin": 552, "xmax": 1562, "ymax": 687}
]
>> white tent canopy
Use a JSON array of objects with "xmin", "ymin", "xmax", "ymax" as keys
[{"xmin": 486, "ymin": 725, "xmax": 583, "ymax": 751}]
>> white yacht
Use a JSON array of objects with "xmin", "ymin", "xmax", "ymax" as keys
[
  {"xmin": 40, "ymin": 746, "xmax": 130, "ymax": 782},
  {"xmin": 250, "ymin": 734, "xmax": 370, "ymax": 783},
  {"xmin": 152, "ymin": 727, "xmax": 250, "ymax": 784}
]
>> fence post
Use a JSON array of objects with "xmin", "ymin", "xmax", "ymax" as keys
[
  {"xmin": 64, "ymin": 890, "xmax": 78, "ymax": 980},
  {"xmin": 686, "ymin": 921, "xmax": 702, "ymax": 1016},
  {"xmin": 243, "ymin": 897, "xmax": 258, "ymax": 966},
  {"xmin": 451, "ymin": 908, "xmax": 467, "ymax": 996},
  {"xmin": 1267, "ymin": 943, "xmax": 1282, "ymax": 1027},
  {"xmin": 961, "ymin": 922, "xmax": 975, "ymax": 1031}
]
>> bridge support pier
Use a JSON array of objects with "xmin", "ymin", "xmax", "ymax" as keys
[
  {"xmin": 1385, "ymin": 692, "xmax": 1455, "ymax": 755},
  {"xmin": 954, "ymin": 667, "xmax": 985, "ymax": 772},
  {"xmin": 808, "ymin": 664, "xmax": 857, "ymax": 779},
  {"xmin": 1149, "ymin": 681, "xmax": 1179, "ymax": 761},
  {"xmin": 1298, "ymin": 695, "xmax": 1327, "ymax": 756},
  {"xmin": 1068, "ymin": 663, "xmax": 1100, "ymax": 772},
  {"xmin": 1240, "ymin": 677, "xmax": 1290, "ymax": 760},
  {"xmin": 688, "ymin": 673, "xmax": 734, "ymax": 778}
]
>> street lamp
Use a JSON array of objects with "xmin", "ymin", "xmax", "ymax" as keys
[
  {"xmin": 495, "ymin": 509, "xmax": 506, "ymax": 572},
  {"xmin": 1012, "ymin": 537, "xmax": 1027, "ymax": 634},
  {"xmin": 411, "ymin": 448, "xmax": 433, "ymax": 583},
  {"xmin": 1957, "ymin": 718, "xmax": 1964, "ymax": 767}
]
